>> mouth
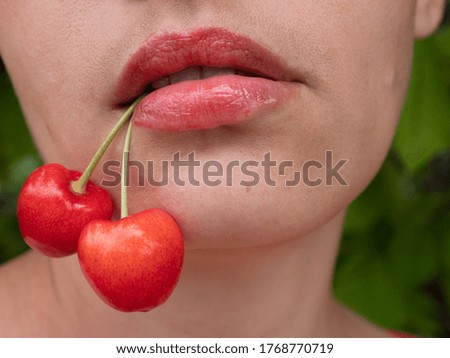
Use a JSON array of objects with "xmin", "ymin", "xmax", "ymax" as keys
[{"xmin": 114, "ymin": 27, "xmax": 302, "ymax": 131}]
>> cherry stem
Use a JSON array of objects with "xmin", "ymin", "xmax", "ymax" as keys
[
  {"xmin": 121, "ymin": 121, "xmax": 133, "ymax": 219},
  {"xmin": 70, "ymin": 96, "xmax": 144, "ymax": 194}
]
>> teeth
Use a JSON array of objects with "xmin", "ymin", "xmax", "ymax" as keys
[
  {"xmin": 202, "ymin": 67, "xmax": 237, "ymax": 79},
  {"xmin": 151, "ymin": 66, "xmax": 238, "ymax": 89},
  {"xmin": 152, "ymin": 77, "xmax": 170, "ymax": 89},
  {"xmin": 169, "ymin": 66, "xmax": 202, "ymax": 85}
]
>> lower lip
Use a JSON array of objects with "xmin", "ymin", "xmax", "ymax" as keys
[{"xmin": 132, "ymin": 75, "xmax": 297, "ymax": 131}]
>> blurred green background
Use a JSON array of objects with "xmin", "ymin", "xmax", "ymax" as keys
[{"xmin": 1, "ymin": 7, "xmax": 449, "ymax": 337}]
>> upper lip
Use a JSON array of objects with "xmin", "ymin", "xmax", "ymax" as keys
[{"xmin": 114, "ymin": 27, "xmax": 301, "ymax": 105}]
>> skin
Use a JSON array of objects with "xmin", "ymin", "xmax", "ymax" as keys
[{"xmin": 0, "ymin": 0, "xmax": 445, "ymax": 337}]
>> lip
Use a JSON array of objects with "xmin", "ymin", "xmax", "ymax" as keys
[{"xmin": 115, "ymin": 27, "xmax": 301, "ymax": 131}]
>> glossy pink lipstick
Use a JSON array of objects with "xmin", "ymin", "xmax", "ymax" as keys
[{"xmin": 115, "ymin": 27, "xmax": 301, "ymax": 131}]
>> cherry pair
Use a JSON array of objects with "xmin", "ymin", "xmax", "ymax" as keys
[{"xmin": 17, "ymin": 98, "xmax": 184, "ymax": 312}]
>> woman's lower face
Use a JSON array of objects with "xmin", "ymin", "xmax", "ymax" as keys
[{"xmin": 0, "ymin": 1, "xmax": 418, "ymax": 249}]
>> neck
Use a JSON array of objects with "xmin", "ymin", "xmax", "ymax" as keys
[{"xmin": 46, "ymin": 210, "xmax": 382, "ymax": 337}]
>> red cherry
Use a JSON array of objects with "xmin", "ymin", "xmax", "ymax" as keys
[
  {"xmin": 17, "ymin": 163, "xmax": 113, "ymax": 257},
  {"xmin": 77, "ymin": 209, "xmax": 184, "ymax": 312}
]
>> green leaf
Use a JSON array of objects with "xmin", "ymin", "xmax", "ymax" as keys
[{"xmin": 393, "ymin": 37, "xmax": 450, "ymax": 172}]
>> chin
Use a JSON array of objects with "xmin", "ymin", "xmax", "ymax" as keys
[{"xmin": 122, "ymin": 173, "xmax": 352, "ymax": 250}]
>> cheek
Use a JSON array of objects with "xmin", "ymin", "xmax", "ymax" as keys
[
  {"xmin": 0, "ymin": 1, "xmax": 119, "ymax": 167},
  {"xmin": 292, "ymin": 0, "xmax": 416, "ymax": 193},
  {"xmin": 337, "ymin": 3, "xmax": 415, "ymax": 186}
]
